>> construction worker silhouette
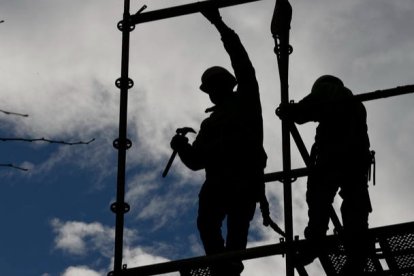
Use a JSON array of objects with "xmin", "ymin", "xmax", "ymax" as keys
[
  {"xmin": 170, "ymin": 7, "xmax": 267, "ymax": 276},
  {"xmin": 277, "ymin": 75, "xmax": 373, "ymax": 275}
]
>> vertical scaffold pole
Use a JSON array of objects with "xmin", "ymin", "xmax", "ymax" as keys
[
  {"xmin": 271, "ymin": 0, "xmax": 294, "ymax": 276},
  {"xmin": 112, "ymin": 0, "xmax": 133, "ymax": 274}
]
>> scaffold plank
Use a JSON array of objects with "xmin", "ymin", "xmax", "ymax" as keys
[
  {"xmin": 319, "ymin": 221, "xmax": 414, "ymax": 276},
  {"xmin": 130, "ymin": 0, "xmax": 262, "ymax": 25},
  {"xmin": 119, "ymin": 222, "xmax": 414, "ymax": 276}
]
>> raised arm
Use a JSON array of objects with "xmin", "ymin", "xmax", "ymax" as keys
[{"xmin": 202, "ymin": 8, "xmax": 259, "ymax": 102}]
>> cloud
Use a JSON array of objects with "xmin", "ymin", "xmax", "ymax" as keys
[
  {"xmin": 120, "ymin": 247, "xmax": 178, "ymax": 276},
  {"xmin": 244, "ymin": 255, "xmax": 286, "ymax": 276},
  {"xmin": 51, "ymin": 219, "xmax": 137, "ymax": 257},
  {"xmin": 51, "ymin": 219, "xmax": 115, "ymax": 256},
  {"xmin": 125, "ymin": 170, "xmax": 200, "ymax": 231},
  {"xmin": 51, "ymin": 218, "xmax": 180, "ymax": 274},
  {"xmin": 61, "ymin": 266, "xmax": 102, "ymax": 276}
]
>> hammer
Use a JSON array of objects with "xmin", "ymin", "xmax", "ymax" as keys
[{"xmin": 162, "ymin": 127, "xmax": 196, "ymax": 177}]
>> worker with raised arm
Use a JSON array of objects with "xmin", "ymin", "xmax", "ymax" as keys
[
  {"xmin": 170, "ymin": 7, "xmax": 267, "ymax": 276},
  {"xmin": 277, "ymin": 75, "xmax": 373, "ymax": 275}
]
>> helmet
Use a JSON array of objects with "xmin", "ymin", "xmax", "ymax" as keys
[
  {"xmin": 200, "ymin": 66, "xmax": 237, "ymax": 93},
  {"xmin": 310, "ymin": 75, "xmax": 352, "ymax": 100},
  {"xmin": 311, "ymin": 75, "xmax": 344, "ymax": 93}
]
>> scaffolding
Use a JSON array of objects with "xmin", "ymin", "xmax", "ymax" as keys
[{"xmin": 108, "ymin": 1, "xmax": 414, "ymax": 275}]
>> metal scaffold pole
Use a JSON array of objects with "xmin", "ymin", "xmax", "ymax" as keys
[
  {"xmin": 271, "ymin": 0, "xmax": 294, "ymax": 275},
  {"xmin": 111, "ymin": 0, "xmax": 134, "ymax": 274}
]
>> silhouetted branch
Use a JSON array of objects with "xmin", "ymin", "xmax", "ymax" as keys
[
  {"xmin": 0, "ymin": 138, "xmax": 95, "ymax": 172},
  {"xmin": 0, "ymin": 109, "xmax": 29, "ymax": 117},
  {"xmin": 0, "ymin": 137, "xmax": 95, "ymax": 145},
  {"xmin": 0, "ymin": 163, "xmax": 28, "ymax": 171}
]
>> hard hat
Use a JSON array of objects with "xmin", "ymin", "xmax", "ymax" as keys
[
  {"xmin": 311, "ymin": 75, "xmax": 344, "ymax": 93},
  {"xmin": 200, "ymin": 66, "xmax": 237, "ymax": 93},
  {"xmin": 310, "ymin": 75, "xmax": 352, "ymax": 100}
]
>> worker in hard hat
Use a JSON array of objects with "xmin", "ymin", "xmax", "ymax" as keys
[
  {"xmin": 170, "ymin": 7, "xmax": 267, "ymax": 276},
  {"xmin": 277, "ymin": 75, "xmax": 373, "ymax": 275}
]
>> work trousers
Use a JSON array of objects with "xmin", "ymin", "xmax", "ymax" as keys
[
  {"xmin": 197, "ymin": 182, "xmax": 257, "ymax": 276},
  {"xmin": 304, "ymin": 168, "xmax": 372, "ymax": 275}
]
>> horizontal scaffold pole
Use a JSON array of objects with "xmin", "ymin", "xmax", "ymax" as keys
[
  {"xmin": 291, "ymin": 84, "xmax": 414, "ymax": 109},
  {"xmin": 117, "ymin": 222, "xmax": 414, "ymax": 276},
  {"xmin": 119, "ymin": 241, "xmax": 295, "ymax": 276},
  {"xmin": 130, "ymin": 0, "xmax": 261, "ymax": 25},
  {"xmin": 356, "ymin": 84, "xmax": 414, "ymax": 102},
  {"xmin": 264, "ymin": 167, "xmax": 308, "ymax": 183}
]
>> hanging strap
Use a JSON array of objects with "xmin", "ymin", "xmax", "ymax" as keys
[{"xmin": 260, "ymin": 194, "xmax": 286, "ymax": 237}]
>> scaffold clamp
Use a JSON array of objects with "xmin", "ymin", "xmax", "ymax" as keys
[{"xmin": 111, "ymin": 202, "xmax": 131, "ymax": 214}]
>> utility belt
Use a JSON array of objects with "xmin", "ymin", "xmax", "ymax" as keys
[{"xmin": 310, "ymin": 145, "xmax": 376, "ymax": 186}]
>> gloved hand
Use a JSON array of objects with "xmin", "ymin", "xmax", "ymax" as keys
[
  {"xmin": 275, "ymin": 103, "xmax": 296, "ymax": 120},
  {"xmin": 201, "ymin": 5, "xmax": 222, "ymax": 24},
  {"xmin": 170, "ymin": 134, "xmax": 189, "ymax": 151}
]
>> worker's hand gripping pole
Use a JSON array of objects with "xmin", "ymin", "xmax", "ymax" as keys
[{"xmin": 162, "ymin": 127, "xmax": 196, "ymax": 177}]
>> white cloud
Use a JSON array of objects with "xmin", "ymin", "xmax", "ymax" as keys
[
  {"xmin": 124, "ymin": 168, "xmax": 201, "ymax": 231},
  {"xmin": 61, "ymin": 266, "xmax": 102, "ymax": 276},
  {"xmin": 244, "ymin": 255, "xmax": 286, "ymax": 276},
  {"xmin": 50, "ymin": 219, "xmax": 182, "ymax": 275},
  {"xmin": 121, "ymin": 247, "xmax": 177, "ymax": 275},
  {"xmin": 51, "ymin": 219, "xmax": 137, "ymax": 257},
  {"xmin": 51, "ymin": 219, "xmax": 115, "ymax": 256}
]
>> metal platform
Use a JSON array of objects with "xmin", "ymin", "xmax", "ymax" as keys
[
  {"xmin": 177, "ymin": 222, "xmax": 414, "ymax": 276},
  {"xmin": 180, "ymin": 266, "xmax": 211, "ymax": 276},
  {"xmin": 320, "ymin": 221, "xmax": 414, "ymax": 276}
]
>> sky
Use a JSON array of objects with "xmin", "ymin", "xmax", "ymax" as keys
[{"xmin": 0, "ymin": 0, "xmax": 413, "ymax": 275}]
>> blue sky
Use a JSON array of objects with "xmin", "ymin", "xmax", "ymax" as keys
[{"xmin": 1, "ymin": 0, "xmax": 414, "ymax": 275}]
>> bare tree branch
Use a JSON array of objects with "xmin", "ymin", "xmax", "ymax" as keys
[
  {"xmin": 0, "ymin": 137, "xmax": 95, "ymax": 145},
  {"xmin": 0, "ymin": 100, "xmax": 94, "ymax": 173},
  {"xmin": 0, "ymin": 164, "xmax": 28, "ymax": 171},
  {"xmin": 0, "ymin": 138, "xmax": 95, "ymax": 172},
  {"xmin": 0, "ymin": 109, "xmax": 29, "ymax": 117}
]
